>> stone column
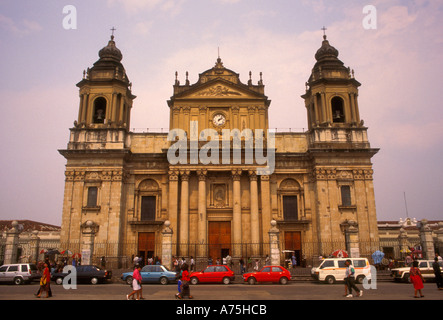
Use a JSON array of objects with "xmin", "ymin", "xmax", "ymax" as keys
[
  {"xmin": 179, "ymin": 170, "xmax": 190, "ymax": 256},
  {"xmin": 260, "ymin": 175, "xmax": 271, "ymax": 247},
  {"xmin": 161, "ymin": 221, "xmax": 173, "ymax": 270},
  {"xmin": 80, "ymin": 220, "xmax": 98, "ymax": 266},
  {"xmin": 268, "ymin": 220, "xmax": 280, "ymax": 266},
  {"xmin": 232, "ymin": 169, "xmax": 242, "ymax": 257},
  {"xmin": 419, "ymin": 219, "xmax": 435, "ymax": 259},
  {"xmin": 4, "ymin": 221, "xmax": 21, "ymax": 264},
  {"xmin": 29, "ymin": 230, "xmax": 40, "ymax": 264},
  {"xmin": 168, "ymin": 169, "xmax": 179, "ymax": 247},
  {"xmin": 249, "ymin": 170, "xmax": 260, "ymax": 256},
  {"xmin": 197, "ymin": 169, "xmax": 207, "ymax": 259}
]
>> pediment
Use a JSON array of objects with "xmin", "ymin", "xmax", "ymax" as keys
[{"xmin": 174, "ymin": 79, "xmax": 265, "ymax": 100}]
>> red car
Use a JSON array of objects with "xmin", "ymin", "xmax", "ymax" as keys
[
  {"xmin": 243, "ymin": 266, "xmax": 291, "ymax": 285},
  {"xmin": 190, "ymin": 265, "xmax": 235, "ymax": 285}
]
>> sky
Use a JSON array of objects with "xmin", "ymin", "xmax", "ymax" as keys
[{"xmin": 0, "ymin": 0, "xmax": 442, "ymax": 226}]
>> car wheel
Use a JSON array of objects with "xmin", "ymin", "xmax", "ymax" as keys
[
  {"xmin": 248, "ymin": 277, "xmax": 256, "ymax": 285},
  {"xmin": 56, "ymin": 277, "xmax": 64, "ymax": 285},
  {"xmin": 279, "ymin": 277, "xmax": 288, "ymax": 285},
  {"xmin": 90, "ymin": 277, "xmax": 98, "ymax": 285},
  {"xmin": 403, "ymin": 273, "xmax": 410, "ymax": 283},
  {"xmin": 325, "ymin": 276, "xmax": 335, "ymax": 284},
  {"xmin": 222, "ymin": 277, "xmax": 230, "ymax": 285},
  {"xmin": 126, "ymin": 276, "xmax": 133, "ymax": 286},
  {"xmin": 356, "ymin": 275, "xmax": 365, "ymax": 284},
  {"xmin": 160, "ymin": 277, "xmax": 169, "ymax": 285},
  {"xmin": 13, "ymin": 277, "xmax": 23, "ymax": 285},
  {"xmin": 190, "ymin": 277, "xmax": 199, "ymax": 285}
]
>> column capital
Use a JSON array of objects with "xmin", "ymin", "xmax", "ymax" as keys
[
  {"xmin": 248, "ymin": 170, "xmax": 257, "ymax": 181},
  {"xmin": 231, "ymin": 169, "xmax": 242, "ymax": 181},
  {"xmin": 260, "ymin": 175, "xmax": 270, "ymax": 181},
  {"xmin": 180, "ymin": 170, "xmax": 190, "ymax": 181},
  {"xmin": 197, "ymin": 169, "xmax": 207, "ymax": 181},
  {"xmin": 168, "ymin": 169, "xmax": 179, "ymax": 181}
]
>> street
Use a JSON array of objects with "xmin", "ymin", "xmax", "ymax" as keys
[{"xmin": 0, "ymin": 280, "xmax": 441, "ymax": 301}]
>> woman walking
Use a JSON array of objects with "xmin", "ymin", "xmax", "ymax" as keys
[
  {"xmin": 36, "ymin": 263, "xmax": 51, "ymax": 298},
  {"xmin": 127, "ymin": 265, "xmax": 143, "ymax": 300},
  {"xmin": 410, "ymin": 260, "xmax": 425, "ymax": 298}
]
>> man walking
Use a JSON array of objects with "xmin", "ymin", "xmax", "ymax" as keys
[
  {"xmin": 345, "ymin": 259, "xmax": 363, "ymax": 297},
  {"xmin": 432, "ymin": 257, "xmax": 443, "ymax": 290}
]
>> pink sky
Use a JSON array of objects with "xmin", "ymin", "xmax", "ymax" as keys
[{"xmin": 0, "ymin": 0, "xmax": 442, "ymax": 225}]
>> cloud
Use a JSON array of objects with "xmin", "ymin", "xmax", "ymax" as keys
[
  {"xmin": 107, "ymin": 0, "xmax": 186, "ymax": 16},
  {"xmin": 0, "ymin": 14, "xmax": 42, "ymax": 36}
]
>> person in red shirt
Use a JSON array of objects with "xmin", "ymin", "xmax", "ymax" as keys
[
  {"xmin": 36, "ymin": 263, "xmax": 51, "ymax": 298},
  {"xmin": 127, "ymin": 265, "xmax": 143, "ymax": 300},
  {"xmin": 180, "ymin": 263, "xmax": 193, "ymax": 299}
]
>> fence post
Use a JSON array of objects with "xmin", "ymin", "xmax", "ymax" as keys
[
  {"xmin": 161, "ymin": 220, "xmax": 173, "ymax": 270},
  {"xmin": 436, "ymin": 222, "xmax": 443, "ymax": 256},
  {"xmin": 4, "ymin": 221, "xmax": 22, "ymax": 264},
  {"xmin": 80, "ymin": 220, "xmax": 98, "ymax": 265},
  {"xmin": 418, "ymin": 219, "xmax": 435, "ymax": 259},
  {"xmin": 268, "ymin": 220, "xmax": 280, "ymax": 266},
  {"xmin": 343, "ymin": 220, "xmax": 360, "ymax": 258}
]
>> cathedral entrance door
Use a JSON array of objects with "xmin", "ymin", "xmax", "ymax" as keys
[
  {"xmin": 138, "ymin": 232, "xmax": 155, "ymax": 266},
  {"xmin": 208, "ymin": 222, "xmax": 231, "ymax": 262},
  {"xmin": 284, "ymin": 231, "xmax": 302, "ymax": 268}
]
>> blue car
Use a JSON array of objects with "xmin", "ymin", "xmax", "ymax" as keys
[{"xmin": 121, "ymin": 265, "xmax": 176, "ymax": 285}]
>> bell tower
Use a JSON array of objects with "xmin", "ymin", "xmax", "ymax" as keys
[
  {"xmin": 75, "ymin": 33, "xmax": 136, "ymax": 131},
  {"xmin": 302, "ymin": 33, "xmax": 368, "ymax": 147}
]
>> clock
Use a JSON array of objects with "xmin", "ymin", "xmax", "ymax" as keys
[{"xmin": 212, "ymin": 113, "xmax": 226, "ymax": 127}]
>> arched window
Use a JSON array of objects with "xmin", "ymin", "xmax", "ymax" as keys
[
  {"xmin": 93, "ymin": 97, "xmax": 107, "ymax": 123},
  {"xmin": 331, "ymin": 96, "xmax": 345, "ymax": 123}
]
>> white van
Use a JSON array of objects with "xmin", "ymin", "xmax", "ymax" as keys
[{"xmin": 311, "ymin": 258, "xmax": 372, "ymax": 284}]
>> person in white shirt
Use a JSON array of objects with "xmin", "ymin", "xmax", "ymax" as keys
[{"xmin": 344, "ymin": 260, "xmax": 363, "ymax": 298}]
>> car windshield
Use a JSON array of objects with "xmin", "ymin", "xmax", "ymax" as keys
[{"xmin": 319, "ymin": 260, "xmax": 335, "ymax": 269}]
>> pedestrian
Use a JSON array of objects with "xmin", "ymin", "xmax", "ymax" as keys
[
  {"xmin": 344, "ymin": 259, "xmax": 362, "ymax": 297},
  {"xmin": 190, "ymin": 256, "xmax": 195, "ymax": 272},
  {"xmin": 180, "ymin": 263, "xmax": 193, "ymax": 299},
  {"xmin": 239, "ymin": 257, "xmax": 245, "ymax": 274},
  {"xmin": 291, "ymin": 254, "xmax": 297, "ymax": 271},
  {"xmin": 409, "ymin": 260, "xmax": 425, "ymax": 298},
  {"xmin": 100, "ymin": 256, "xmax": 106, "ymax": 268},
  {"xmin": 36, "ymin": 263, "xmax": 51, "ymax": 298},
  {"xmin": 127, "ymin": 265, "xmax": 142, "ymax": 300},
  {"xmin": 432, "ymin": 257, "xmax": 443, "ymax": 290},
  {"xmin": 175, "ymin": 275, "xmax": 183, "ymax": 299}
]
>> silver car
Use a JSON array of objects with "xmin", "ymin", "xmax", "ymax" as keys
[{"xmin": 0, "ymin": 263, "xmax": 40, "ymax": 285}]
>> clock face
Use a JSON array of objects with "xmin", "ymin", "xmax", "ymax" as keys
[{"xmin": 212, "ymin": 114, "xmax": 226, "ymax": 127}]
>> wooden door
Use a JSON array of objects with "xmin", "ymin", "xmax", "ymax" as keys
[
  {"xmin": 284, "ymin": 231, "xmax": 301, "ymax": 267},
  {"xmin": 138, "ymin": 232, "xmax": 155, "ymax": 265},
  {"xmin": 208, "ymin": 222, "xmax": 231, "ymax": 262}
]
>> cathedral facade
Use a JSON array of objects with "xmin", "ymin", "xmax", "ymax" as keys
[{"xmin": 59, "ymin": 33, "xmax": 379, "ymax": 267}]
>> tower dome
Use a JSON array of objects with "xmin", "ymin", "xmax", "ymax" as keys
[
  {"xmin": 98, "ymin": 35, "xmax": 123, "ymax": 62},
  {"xmin": 315, "ymin": 35, "xmax": 339, "ymax": 62}
]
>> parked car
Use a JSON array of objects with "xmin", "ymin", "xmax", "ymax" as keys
[
  {"xmin": 190, "ymin": 265, "xmax": 235, "ymax": 285},
  {"xmin": 243, "ymin": 266, "xmax": 291, "ymax": 285},
  {"xmin": 52, "ymin": 265, "xmax": 112, "ymax": 285},
  {"xmin": 391, "ymin": 260, "xmax": 442, "ymax": 283},
  {"xmin": 310, "ymin": 258, "xmax": 371, "ymax": 284},
  {"xmin": 0, "ymin": 263, "xmax": 40, "ymax": 285},
  {"xmin": 121, "ymin": 265, "xmax": 176, "ymax": 285}
]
